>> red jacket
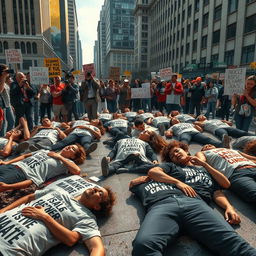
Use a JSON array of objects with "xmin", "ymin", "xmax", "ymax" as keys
[{"xmin": 165, "ymin": 82, "xmax": 184, "ymax": 95}]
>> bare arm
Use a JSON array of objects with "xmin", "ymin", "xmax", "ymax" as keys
[
  {"xmin": 195, "ymin": 151, "xmax": 207, "ymax": 162},
  {"xmin": 0, "ymin": 193, "xmax": 35, "ymax": 213},
  {"xmin": 1, "ymin": 152, "xmax": 32, "ymax": 165},
  {"xmin": 19, "ymin": 117, "xmax": 30, "ymax": 140},
  {"xmin": 0, "ymin": 180, "xmax": 34, "ymax": 193},
  {"xmin": 239, "ymin": 151, "xmax": 256, "ymax": 161},
  {"xmin": 84, "ymin": 236, "xmax": 105, "ymax": 256},
  {"xmin": 55, "ymin": 127, "xmax": 67, "ymax": 139},
  {"xmin": 0, "ymin": 136, "xmax": 15, "ymax": 157},
  {"xmin": 194, "ymin": 124, "xmax": 203, "ymax": 133},
  {"xmin": 213, "ymin": 190, "xmax": 241, "ymax": 225}
]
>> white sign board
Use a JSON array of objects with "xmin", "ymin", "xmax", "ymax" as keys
[
  {"xmin": 219, "ymin": 73, "xmax": 225, "ymax": 80},
  {"xmin": 5, "ymin": 49, "xmax": 22, "ymax": 64},
  {"xmin": 29, "ymin": 67, "xmax": 49, "ymax": 85},
  {"xmin": 224, "ymin": 68, "xmax": 246, "ymax": 95},
  {"xmin": 142, "ymin": 82, "xmax": 151, "ymax": 89},
  {"xmin": 159, "ymin": 67, "xmax": 172, "ymax": 81},
  {"xmin": 75, "ymin": 72, "xmax": 85, "ymax": 83},
  {"xmin": 131, "ymin": 88, "xmax": 151, "ymax": 99}
]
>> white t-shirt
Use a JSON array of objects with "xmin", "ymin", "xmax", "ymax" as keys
[
  {"xmin": 51, "ymin": 121, "xmax": 61, "ymax": 128},
  {"xmin": 0, "ymin": 186, "xmax": 100, "ymax": 256},
  {"xmin": 137, "ymin": 113, "xmax": 154, "ymax": 121},
  {"xmin": 204, "ymin": 148, "xmax": 256, "ymax": 178},
  {"xmin": 176, "ymin": 114, "xmax": 195, "ymax": 123},
  {"xmin": 13, "ymin": 150, "xmax": 71, "ymax": 186},
  {"xmin": 152, "ymin": 116, "xmax": 170, "ymax": 127},
  {"xmin": 107, "ymin": 119, "xmax": 129, "ymax": 128},
  {"xmin": 71, "ymin": 125, "xmax": 100, "ymax": 138},
  {"xmin": 72, "ymin": 120, "xmax": 90, "ymax": 128},
  {"xmin": 33, "ymin": 129, "xmax": 59, "ymax": 144},
  {"xmin": 98, "ymin": 113, "xmax": 112, "ymax": 122},
  {"xmin": 203, "ymin": 120, "xmax": 229, "ymax": 133},
  {"xmin": 168, "ymin": 123, "xmax": 199, "ymax": 138}
]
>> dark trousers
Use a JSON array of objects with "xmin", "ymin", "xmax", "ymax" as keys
[
  {"xmin": 180, "ymin": 132, "xmax": 222, "ymax": 147},
  {"xmin": 230, "ymin": 168, "xmax": 256, "ymax": 203},
  {"xmin": 107, "ymin": 100, "xmax": 117, "ymax": 113},
  {"xmin": 40, "ymin": 103, "xmax": 52, "ymax": 120},
  {"xmin": 157, "ymin": 102, "xmax": 166, "ymax": 113},
  {"xmin": 132, "ymin": 196, "xmax": 256, "ymax": 256},
  {"xmin": 166, "ymin": 104, "xmax": 180, "ymax": 114},
  {"xmin": 109, "ymin": 159, "xmax": 152, "ymax": 173},
  {"xmin": 65, "ymin": 101, "xmax": 79, "ymax": 121},
  {"xmin": 189, "ymin": 101, "xmax": 201, "ymax": 117},
  {"xmin": 215, "ymin": 127, "xmax": 252, "ymax": 140},
  {"xmin": 234, "ymin": 113, "xmax": 253, "ymax": 132},
  {"xmin": 0, "ymin": 165, "xmax": 26, "ymax": 183},
  {"xmin": 156, "ymin": 122, "xmax": 170, "ymax": 130},
  {"xmin": 84, "ymin": 99, "xmax": 98, "ymax": 121},
  {"xmin": 51, "ymin": 134, "xmax": 92, "ymax": 151},
  {"xmin": 109, "ymin": 127, "xmax": 127, "ymax": 137},
  {"xmin": 15, "ymin": 102, "xmax": 34, "ymax": 131}
]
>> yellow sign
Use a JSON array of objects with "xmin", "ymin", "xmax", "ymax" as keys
[
  {"xmin": 124, "ymin": 70, "xmax": 131, "ymax": 76},
  {"xmin": 44, "ymin": 58, "xmax": 61, "ymax": 78},
  {"xmin": 72, "ymin": 70, "xmax": 81, "ymax": 75},
  {"xmin": 250, "ymin": 62, "xmax": 256, "ymax": 69}
]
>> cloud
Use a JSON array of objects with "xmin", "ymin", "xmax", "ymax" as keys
[{"xmin": 76, "ymin": 1, "xmax": 104, "ymax": 65}]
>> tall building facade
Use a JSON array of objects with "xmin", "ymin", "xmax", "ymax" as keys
[
  {"xmin": 134, "ymin": 0, "xmax": 256, "ymax": 77},
  {"xmin": 68, "ymin": 0, "xmax": 81, "ymax": 70},
  {"xmin": 0, "ymin": 0, "xmax": 72, "ymax": 71},
  {"xmin": 77, "ymin": 37, "xmax": 83, "ymax": 70},
  {"xmin": 97, "ymin": 0, "xmax": 135, "ymax": 78}
]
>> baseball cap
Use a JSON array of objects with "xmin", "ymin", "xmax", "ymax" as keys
[{"xmin": 124, "ymin": 79, "xmax": 129, "ymax": 83}]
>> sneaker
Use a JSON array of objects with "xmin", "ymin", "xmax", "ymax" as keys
[
  {"xmin": 222, "ymin": 134, "xmax": 231, "ymax": 148},
  {"xmin": 116, "ymin": 167, "xmax": 129, "ymax": 174},
  {"xmin": 158, "ymin": 124, "xmax": 165, "ymax": 136},
  {"xmin": 101, "ymin": 157, "xmax": 110, "ymax": 177},
  {"xmin": 16, "ymin": 141, "xmax": 30, "ymax": 153},
  {"xmin": 86, "ymin": 143, "xmax": 98, "ymax": 155}
]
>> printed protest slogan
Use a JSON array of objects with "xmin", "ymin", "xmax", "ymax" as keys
[
  {"xmin": 29, "ymin": 67, "xmax": 49, "ymax": 85},
  {"xmin": 5, "ymin": 49, "xmax": 22, "ymax": 64},
  {"xmin": 44, "ymin": 58, "xmax": 61, "ymax": 78},
  {"xmin": 224, "ymin": 68, "xmax": 246, "ymax": 95},
  {"xmin": 159, "ymin": 67, "xmax": 172, "ymax": 81}
]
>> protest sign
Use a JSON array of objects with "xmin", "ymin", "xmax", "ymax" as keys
[
  {"xmin": 159, "ymin": 67, "xmax": 172, "ymax": 81},
  {"xmin": 75, "ymin": 72, "xmax": 85, "ymax": 83},
  {"xmin": 131, "ymin": 88, "xmax": 151, "ymax": 99},
  {"xmin": 109, "ymin": 67, "xmax": 120, "ymax": 81},
  {"xmin": 5, "ymin": 49, "xmax": 22, "ymax": 64},
  {"xmin": 224, "ymin": 68, "xmax": 246, "ymax": 95},
  {"xmin": 142, "ymin": 82, "xmax": 151, "ymax": 89},
  {"xmin": 44, "ymin": 58, "xmax": 61, "ymax": 78},
  {"xmin": 219, "ymin": 73, "xmax": 225, "ymax": 80},
  {"xmin": 83, "ymin": 63, "xmax": 95, "ymax": 78},
  {"xmin": 29, "ymin": 67, "xmax": 49, "ymax": 85},
  {"xmin": 72, "ymin": 70, "xmax": 81, "ymax": 75}
]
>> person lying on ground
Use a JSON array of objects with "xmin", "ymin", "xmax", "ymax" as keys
[
  {"xmin": 129, "ymin": 141, "xmax": 256, "ymax": 256},
  {"xmin": 194, "ymin": 115, "xmax": 253, "ymax": 143},
  {"xmin": 122, "ymin": 107, "xmax": 138, "ymax": 122},
  {"xmin": 136, "ymin": 110, "xmax": 154, "ymax": 123},
  {"xmin": 196, "ymin": 144, "xmax": 256, "ymax": 203},
  {"xmin": 169, "ymin": 110, "xmax": 196, "ymax": 123},
  {"xmin": 0, "ymin": 144, "xmax": 85, "ymax": 192},
  {"xmin": 0, "ymin": 175, "xmax": 116, "ymax": 256},
  {"xmin": 41, "ymin": 119, "xmax": 103, "ymax": 155},
  {"xmin": 15, "ymin": 117, "xmax": 67, "ymax": 153},
  {"xmin": 165, "ymin": 117, "xmax": 229, "ymax": 147}
]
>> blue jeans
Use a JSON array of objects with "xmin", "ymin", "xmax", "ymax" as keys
[
  {"xmin": 142, "ymin": 99, "xmax": 151, "ymax": 112},
  {"xmin": 215, "ymin": 127, "xmax": 252, "ymax": 140},
  {"xmin": 205, "ymin": 102, "xmax": 216, "ymax": 119},
  {"xmin": 132, "ymin": 196, "xmax": 256, "ymax": 256},
  {"xmin": 0, "ymin": 107, "xmax": 15, "ymax": 136},
  {"xmin": 107, "ymin": 100, "xmax": 117, "ymax": 113},
  {"xmin": 234, "ymin": 113, "xmax": 253, "ymax": 132}
]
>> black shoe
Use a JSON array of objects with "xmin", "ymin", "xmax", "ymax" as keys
[
  {"xmin": 86, "ymin": 143, "xmax": 98, "ymax": 155},
  {"xmin": 116, "ymin": 167, "xmax": 129, "ymax": 174},
  {"xmin": 103, "ymin": 140, "xmax": 112, "ymax": 145},
  {"xmin": 101, "ymin": 157, "xmax": 110, "ymax": 177},
  {"xmin": 127, "ymin": 126, "xmax": 132, "ymax": 136},
  {"xmin": 158, "ymin": 124, "xmax": 165, "ymax": 136}
]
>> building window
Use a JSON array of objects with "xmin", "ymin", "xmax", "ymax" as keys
[
  {"xmin": 224, "ymin": 50, "xmax": 234, "ymax": 65},
  {"xmin": 3, "ymin": 41, "xmax": 8, "ymax": 50},
  {"xmin": 203, "ymin": 0, "xmax": 209, "ymax": 6},
  {"xmin": 247, "ymin": 0, "xmax": 256, "ymax": 3},
  {"xmin": 24, "ymin": 0, "xmax": 30, "ymax": 34},
  {"xmin": 200, "ymin": 57, "xmax": 206, "ymax": 64},
  {"xmin": 193, "ymin": 39, "xmax": 197, "ymax": 52},
  {"xmin": 186, "ymin": 43, "xmax": 190, "ymax": 54},
  {"xmin": 226, "ymin": 23, "xmax": 236, "ymax": 39},
  {"xmin": 32, "ymin": 42, "xmax": 37, "ymax": 54},
  {"xmin": 201, "ymin": 35, "xmax": 207, "ymax": 48},
  {"xmin": 241, "ymin": 45, "xmax": 255, "ymax": 64},
  {"xmin": 34, "ymin": 60, "xmax": 38, "ymax": 67},
  {"xmin": 21, "ymin": 42, "xmax": 26, "ymax": 53},
  {"xmin": 181, "ymin": 45, "xmax": 184, "ymax": 57},
  {"xmin": 187, "ymin": 24, "xmax": 191, "ymax": 36},
  {"xmin": 0, "ymin": 42, "xmax": 3, "ymax": 53},
  {"xmin": 244, "ymin": 14, "xmax": 256, "ymax": 33},
  {"xmin": 18, "ymin": 0, "xmax": 24, "ymax": 34},
  {"xmin": 142, "ymin": 16, "xmax": 148, "ymax": 22},
  {"xmin": 214, "ymin": 5, "xmax": 222, "ymax": 21},
  {"xmin": 211, "ymin": 54, "xmax": 219, "ymax": 63},
  {"xmin": 1, "ymin": 0, "xmax": 7, "ymax": 33},
  {"xmin": 15, "ymin": 41, "xmax": 20, "ymax": 49},
  {"xmin": 13, "ymin": 0, "xmax": 18, "ymax": 34},
  {"xmin": 193, "ymin": 19, "xmax": 198, "ymax": 33},
  {"xmin": 26, "ymin": 42, "xmax": 31, "ymax": 54},
  {"xmin": 30, "ymin": 0, "xmax": 36, "ymax": 35},
  {"xmin": 212, "ymin": 30, "xmax": 220, "ymax": 44},
  {"xmin": 228, "ymin": 0, "xmax": 238, "ymax": 13},
  {"xmin": 181, "ymin": 28, "xmax": 184, "ymax": 38},
  {"xmin": 203, "ymin": 13, "xmax": 209, "ymax": 27},
  {"xmin": 194, "ymin": 0, "xmax": 200, "ymax": 12},
  {"xmin": 188, "ymin": 5, "xmax": 192, "ymax": 17},
  {"xmin": 23, "ymin": 59, "xmax": 32, "ymax": 70}
]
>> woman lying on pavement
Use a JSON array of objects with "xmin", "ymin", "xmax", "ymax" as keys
[
  {"xmin": 196, "ymin": 144, "xmax": 256, "ymax": 203},
  {"xmin": 165, "ymin": 117, "xmax": 229, "ymax": 147},
  {"xmin": 169, "ymin": 110, "xmax": 196, "ymax": 123},
  {"xmin": 194, "ymin": 115, "xmax": 253, "ymax": 142},
  {"xmin": 129, "ymin": 140, "xmax": 256, "ymax": 256},
  {"xmin": 0, "ymin": 144, "xmax": 85, "ymax": 192},
  {"xmin": 0, "ymin": 175, "xmax": 116, "ymax": 256},
  {"xmin": 42, "ymin": 119, "xmax": 103, "ymax": 155},
  {"xmin": 101, "ymin": 130, "xmax": 168, "ymax": 177}
]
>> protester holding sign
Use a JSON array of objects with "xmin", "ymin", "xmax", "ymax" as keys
[{"xmin": 232, "ymin": 76, "xmax": 256, "ymax": 132}]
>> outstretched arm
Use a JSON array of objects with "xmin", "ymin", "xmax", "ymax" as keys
[
  {"xmin": 0, "ymin": 180, "xmax": 34, "ymax": 193},
  {"xmin": 84, "ymin": 236, "xmax": 105, "ymax": 256}
]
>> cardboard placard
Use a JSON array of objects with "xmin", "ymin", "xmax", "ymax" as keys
[
  {"xmin": 5, "ymin": 49, "xmax": 22, "ymax": 64},
  {"xmin": 224, "ymin": 68, "xmax": 246, "ymax": 95},
  {"xmin": 131, "ymin": 88, "xmax": 151, "ymax": 99},
  {"xmin": 29, "ymin": 67, "xmax": 49, "ymax": 85},
  {"xmin": 159, "ymin": 67, "xmax": 172, "ymax": 81},
  {"xmin": 44, "ymin": 58, "xmax": 61, "ymax": 78},
  {"xmin": 109, "ymin": 67, "xmax": 120, "ymax": 81}
]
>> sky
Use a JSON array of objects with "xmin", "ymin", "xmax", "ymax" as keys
[{"xmin": 76, "ymin": 0, "xmax": 104, "ymax": 65}]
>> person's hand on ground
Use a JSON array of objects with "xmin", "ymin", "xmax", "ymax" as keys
[{"xmin": 225, "ymin": 207, "xmax": 241, "ymax": 225}]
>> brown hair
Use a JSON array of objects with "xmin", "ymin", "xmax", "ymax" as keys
[
  {"xmin": 148, "ymin": 131, "xmax": 168, "ymax": 154},
  {"xmin": 0, "ymin": 64, "xmax": 8, "ymax": 75},
  {"xmin": 161, "ymin": 140, "xmax": 189, "ymax": 162},
  {"xmin": 92, "ymin": 186, "xmax": 116, "ymax": 218},
  {"xmin": 73, "ymin": 143, "xmax": 86, "ymax": 164},
  {"xmin": 243, "ymin": 140, "xmax": 256, "ymax": 156}
]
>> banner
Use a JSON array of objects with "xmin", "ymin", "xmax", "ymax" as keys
[
  {"xmin": 159, "ymin": 67, "xmax": 172, "ymax": 81},
  {"xmin": 109, "ymin": 67, "xmax": 120, "ymax": 81},
  {"xmin": 74, "ymin": 72, "xmax": 85, "ymax": 83},
  {"xmin": 5, "ymin": 49, "xmax": 22, "ymax": 64},
  {"xmin": 83, "ymin": 63, "xmax": 95, "ymax": 78},
  {"xmin": 44, "ymin": 58, "xmax": 61, "ymax": 78},
  {"xmin": 29, "ymin": 67, "xmax": 49, "ymax": 85},
  {"xmin": 131, "ymin": 88, "xmax": 151, "ymax": 99},
  {"xmin": 224, "ymin": 68, "xmax": 246, "ymax": 95}
]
